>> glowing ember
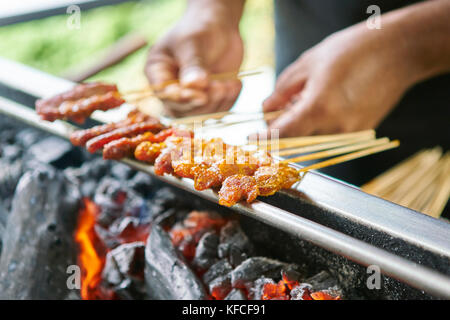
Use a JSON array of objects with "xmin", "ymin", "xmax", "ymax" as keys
[
  {"xmin": 262, "ymin": 273, "xmax": 293, "ymax": 300},
  {"xmin": 75, "ymin": 198, "xmax": 106, "ymax": 300},
  {"xmin": 310, "ymin": 291, "xmax": 341, "ymax": 300},
  {"xmin": 262, "ymin": 273, "xmax": 340, "ymax": 300},
  {"xmin": 170, "ymin": 211, "xmax": 227, "ymax": 261}
]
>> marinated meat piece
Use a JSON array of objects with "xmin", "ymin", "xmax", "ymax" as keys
[
  {"xmin": 70, "ymin": 110, "xmax": 153, "ymax": 146},
  {"xmin": 36, "ymin": 82, "xmax": 125, "ymax": 123},
  {"xmin": 86, "ymin": 120, "xmax": 165, "ymax": 153},
  {"xmin": 133, "ymin": 129, "xmax": 193, "ymax": 164},
  {"xmin": 36, "ymin": 82, "xmax": 117, "ymax": 111},
  {"xmin": 134, "ymin": 141, "xmax": 166, "ymax": 163},
  {"xmin": 172, "ymin": 140, "xmax": 262, "ymax": 191},
  {"xmin": 193, "ymin": 166, "xmax": 222, "ymax": 190},
  {"xmin": 254, "ymin": 164, "xmax": 300, "ymax": 196},
  {"xmin": 103, "ymin": 132, "xmax": 157, "ymax": 160},
  {"xmin": 38, "ymin": 91, "xmax": 125, "ymax": 123},
  {"xmin": 153, "ymin": 148, "xmax": 174, "ymax": 175},
  {"xmin": 218, "ymin": 175, "xmax": 259, "ymax": 207}
]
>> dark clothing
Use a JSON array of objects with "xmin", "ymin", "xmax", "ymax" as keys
[{"xmin": 274, "ymin": 0, "xmax": 450, "ymax": 187}]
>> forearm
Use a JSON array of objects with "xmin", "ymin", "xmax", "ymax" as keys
[
  {"xmin": 382, "ymin": 0, "xmax": 450, "ymax": 84},
  {"xmin": 186, "ymin": 0, "xmax": 245, "ymax": 26}
]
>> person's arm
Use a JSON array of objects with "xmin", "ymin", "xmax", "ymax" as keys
[
  {"xmin": 258, "ymin": 0, "xmax": 450, "ymax": 138},
  {"xmin": 146, "ymin": 0, "xmax": 246, "ymax": 117}
]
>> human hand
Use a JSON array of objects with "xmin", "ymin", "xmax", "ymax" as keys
[
  {"xmin": 257, "ymin": 20, "xmax": 419, "ymax": 139},
  {"xmin": 145, "ymin": 0, "xmax": 245, "ymax": 117}
]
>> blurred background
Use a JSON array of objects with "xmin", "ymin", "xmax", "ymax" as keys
[{"xmin": 0, "ymin": 0, "xmax": 275, "ymax": 91}]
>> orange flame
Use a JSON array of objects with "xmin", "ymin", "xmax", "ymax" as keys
[{"xmin": 75, "ymin": 198, "xmax": 104, "ymax": 300}]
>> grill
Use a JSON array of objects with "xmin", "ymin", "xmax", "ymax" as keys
[{"xmin": 0, "ymin": 57, "xmax": 449, "ymax": 299}]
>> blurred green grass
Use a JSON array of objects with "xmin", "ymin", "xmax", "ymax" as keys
[{"xmin": 0, "ymin": 0, "xmax": 274, "ymax": 89}]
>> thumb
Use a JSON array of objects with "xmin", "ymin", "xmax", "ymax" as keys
[
  {"xmin": 176, "ymin": 41, "xmax": 209, "ymax": 89},
  {"xmin": 145, "ymin": 47, "xmax": 178, "ymax": 88},
  {"xmin": 263, "ymin": 63, "xmax": 307, "ymax": 113}
]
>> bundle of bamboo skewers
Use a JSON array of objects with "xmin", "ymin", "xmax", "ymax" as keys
[{"xmin": 362, "ymin": 148, "xmax": 450, "ymax": 219}]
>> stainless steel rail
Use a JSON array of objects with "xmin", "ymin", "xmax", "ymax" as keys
[{"xmin": 1, "ymin": 95, "xmax": 450, "ymax": 298}]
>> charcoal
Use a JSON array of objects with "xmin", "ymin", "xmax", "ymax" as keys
[
  {"xmin": 248, "ymin": 277, "xmax": 275, "ymax": 300},
  {"xmin": 0, "ymin": 200, "xmax": 8, "ymax": 228},
  {"xmin": 114, "ymin": 278, "xmax": 147, "ymax": 300},
  {"xmin": 282, "ymin": 265, "xmax": 303, "ymax": 283},
  {"xmin": 16, "ymin": 128, "xmax": 40, "ymax": 147},
  {"xmin": 145, "ymin": 224, "xmax": 207, "ymax": 300},
  {"xmin": 64, "ymin": 291, "xmax": 81, "ymax": 300},
  {"xmin": 0, "ymin": 129, "xmax": 16, "ymax": 144},
  {"xmin": 26, "ymin": 136, "xmax": 81, "ymax": 168},
  {"xmin": 82, "ymin": 158, "xmax": 110, "ymax": 180},
  {"xmin": 127, "ymin": 172, "xmax": 154, "ymax": 196},
  {"xmin": 109, "ymin": 217, "xmax": 140, "ymax": 237},
  {"xmin": 80, "ymin": 179, "xmax": 97, "ymax": 198},
  {"xmin": 94, "ymin": 177, "xmax": 126, "ymax": 226},
  {"xmin": 1, "ymin": 145, "xmax": 22, "ymax": 161},
  {"xmin": 192, "ymin": 232, "xmax": 219, "ymax": 271},
  {"xmin": 218, "ymin": 221, "xmax": 254, "ymax": 267},
  {"xmin": 0, "ymin": 159, "xmax": 23, "ymax": 200},
  {"xmin": 152, "ymin": 208, "xmax": 191, "ymax": 228},
  {"xmin": 209, "ymin": 273, "xmax": 232, "ymax": 300},
  {"xmin": 0, "ymin": 168, "xmax": 81, "ymax": 299},
  {"xmin": 109, "ymin": 242, "xmax": 145, "ymax": 279},
  {"xmin": 225, "ymin": 288, "xmax": 247, "ymax": 300},
  {"xmin": 94, "ymin": 225, "xmax": 120, "ymax": 249},
  {"xmin": 123, "ymin": 192, "xmax": 150, "ymax": 222},
  {"xmin": 103, "ymin": 251, "xmax": 123, "ymax": 286},
  {"xmin": 290, "ymin": 283, "xmax": 313, "ymax": 300},
  {"xmin": 202, "ymin": 259, "xmax": 233, "ymax": 285},
  {"xmin": 102, "ymin": 242, "xmax": 147, "ymax": 300},
  {"xmin": 304, "ymin": 270, "xmax": 340, "ymax": 291},
  {"xmin": 111, "ymin": 162, "xmax": 135, "ymax": 181},
  {"xmin": 0, "ymin": 217, "xmax": 4, "ymax": 256},
  {"xmin": 230, "ymin": 257, "xmax": 293, "ymax": 289},
  {"xmin": 153, "ymin": 187, "xmax": 178, "ymax": 209}
]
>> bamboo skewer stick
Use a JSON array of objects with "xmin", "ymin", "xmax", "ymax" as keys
[
  {"xmin": 396, "ymin": 156, "xmax": 445, "ymax": 208},
  {"xmin": 294, "ymin": 140, "xmax": 400, "ymax": 173},
  {"xmin": 373, "ymin": 148, "xmax": 442, "ymax": 200},
  {"xmin": 198, "ymin": 110, "xmax": 283, "ymax": 130},
  {"xmin": 422, "ymin": 154, "xmax": 450, "ymax": 218},
  {"xmin": 252, "ymin": 130, "xmax": 376, "ymax": 150},
  {"xmin": 361, "ymin": 149, "xmax": 432, "ymax": 195},
  {"xmin": 388, "ymin": 149, "xmax": 442, "ymax": 204},
  {"xmin": 409, "ymin": 181, "xmax": 435, "ymax": 213},
  {"xmin": 121, "ymin": 69, "xmax": 263, "ymax": 97},
  {"xmin": 171, "ymin": 111, "xmax": 234, "ymax": 124},
  {"xmin": 281, "ymin": 138, "xmax": 390, "ymax": 164},
  {"xmin": 409, "ymin": 157, "xmax": 447, "ymax": 215},
  {"xmin": 277, "ymin": 136, "xmax": 374, "ymax": 156}
]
